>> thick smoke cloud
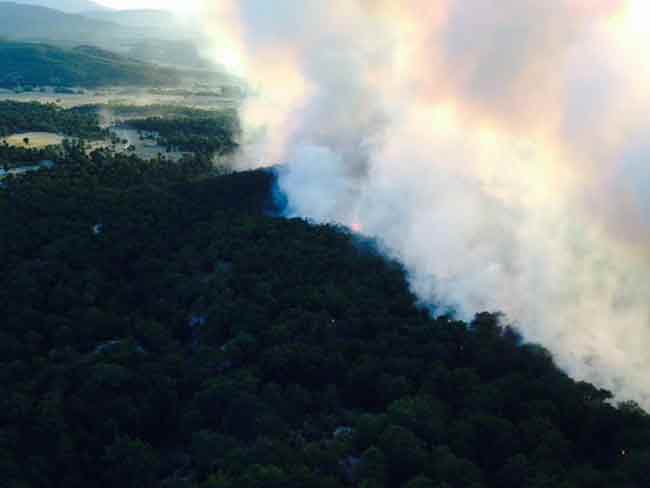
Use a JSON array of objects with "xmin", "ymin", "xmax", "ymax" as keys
[{"xmin": 201, "ymin": 0, "xmax": 650, "ymax": 407}]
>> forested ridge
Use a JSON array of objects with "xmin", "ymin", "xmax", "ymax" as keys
[{"xmin": 3, "ymin": 147, "xmax": 650, "ymax": 488}]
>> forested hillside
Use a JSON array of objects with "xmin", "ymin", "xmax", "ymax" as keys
[
  {"xmin": 2, "ymin": 148, "xmax": 650, "ymax": 488},
  {"xmin": 0, "ymin": 41, "xmax": 191, "ymax": 88}
]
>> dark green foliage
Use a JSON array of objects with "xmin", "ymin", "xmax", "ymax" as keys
[
  {"xmin": 2, "ymin": 150, "xmax": 650, "ymax": 488},
  {"xmin": 0, "ymin": 143, "xmax": 58, "ymax": 169},
  {"xmin": 403, "ymin": 476, "xmax": 436, "ymax": 488},
  {"xmin": 0, "ymin": 101, "xmax": 106, "ymax": 138},
  {"xmin": 103, "ymin": 437, "xmax": 160, "ymax": 488},
  {"xmin": 102, "ymin": 104, "xmax": 223, "ymax": 118},
  {"xmin": 125, "ymin": 109, "xmax": 240, "ymax": 155}
]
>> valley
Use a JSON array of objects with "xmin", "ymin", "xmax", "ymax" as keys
[
  {"xmin": 0, "ymin": 85, "xmax": 241, "ymax": 110},
  {"xmin": 0, "ymin": 100, "xmax": 239, "ymax": 172}
]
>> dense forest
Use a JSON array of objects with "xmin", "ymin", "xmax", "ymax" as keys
[
  {"xmin": 0, "ymin": 101, "xmax": 106, "ymax": 139},
  {"xmin": 125, "ymin": 109, "xmax": 240, "ymax": 155},
  {"xmin": 3, "ymin": 144, "xmax": 650, "ymax": 488},
  {"xmin": 0, "ymin": 143, "xmax": 58, "ymax": 169}
]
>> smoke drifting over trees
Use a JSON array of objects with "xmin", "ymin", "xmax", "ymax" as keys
[{"xmin": 201, "ymin": 1, "xmax": 650, "ymax": 407}]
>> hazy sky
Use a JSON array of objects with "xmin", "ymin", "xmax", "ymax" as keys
[{"xmin": 95, "ymin": 0, "xmax": 199, "ymax": 12}]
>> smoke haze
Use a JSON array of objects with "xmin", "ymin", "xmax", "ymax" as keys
[{"xmin": 200, "ymin": 0, "xmax": 650, "ymax": 407}]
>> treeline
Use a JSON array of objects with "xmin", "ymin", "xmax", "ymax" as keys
[
  {"xmin": 3, "ymin": 151, "xmax": 650, "ymax": 488},
  {"xmin": 101, "ymin": 104, "xmax": 226, "ymax": 119},
  {"xmin": 0, "ymin": 101, "xmax": 106, "ymax": 139},
  {"xmin": 0, "ymin": 143, "xmax": 59, "ymax": 169},
  {"xmin": 1, "ymin": 139, "xmax": 217, "ymax": 187},
  {"xmin": 126, "ymin": 109, "xmax": 240, "ymax": 155},
  {"xmin": 0, "ymin": 100, "xmax": 241, "ymax": 157}
]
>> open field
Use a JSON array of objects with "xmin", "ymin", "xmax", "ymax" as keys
[
  {"xmin": 0, "ymin": 87, "xmax": 241, "ymax": 111},
  {"xmin": 91, "ymin": 127, "xmax": 188, "ymax": 162},
  {"xmin": 2, "ymin": 129, "xmax": 186, "ymax": 162},
  {"xmin": 1, "ymin": 132, "xmax": 64, "ymax": 148}
]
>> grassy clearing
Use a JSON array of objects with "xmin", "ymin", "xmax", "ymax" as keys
[{"xmin": 2, "ymin": 131, "xmax": 64, "ymax": 148}]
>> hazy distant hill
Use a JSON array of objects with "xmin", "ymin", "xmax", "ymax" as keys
[
  {"xmin": 82, "ymin": 7, "xmax": 198, "ymax": 47},
  {"xmin": 0, "ymin": 40, "xmax": 186, "ymax": 88},
  {"xmin": 123, "ymin": 39, "xmax": 212, "ymax": 70},
  {"xmin": 0, "ymin": 2, "xmax": 204, "ymax": 67},
  {"xmin": 0, "ymin": 2, "xmax": 127, "ymax": 44},
  {"xmin": 81, "ymin": 8, "xmax": 176, "ymax": 29},
  {"xmin": 9, "ymin": 0, "xmax": 108, "ymax": 13}
]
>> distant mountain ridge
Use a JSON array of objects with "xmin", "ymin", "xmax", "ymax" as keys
[
  {"xmin": 8, "ymin": 0, "xmax": 109, "ymax": 13},
  {"xmin": 81, "ymin": 8, "xmax": 177, "ymax": 29},
  {"xmin": 0, "ymin": 2, "xmax": 207, "ymax": 68},
  {"xmin": 0, "ymin": 2, "xmax": 198, "ymax": 50},
  {"xmin": 0, "ymin": 2, "xmax": 128, "ymax": 44}
]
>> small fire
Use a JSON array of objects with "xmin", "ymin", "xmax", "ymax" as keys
[{"xmin": 351, "ymin": 222, "xmax": 363, "ymax": 233}]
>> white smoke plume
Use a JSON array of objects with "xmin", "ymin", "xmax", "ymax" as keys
[{"xmin": 200, "ymin": 0, "xmax": 650, "ymax": 407}]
